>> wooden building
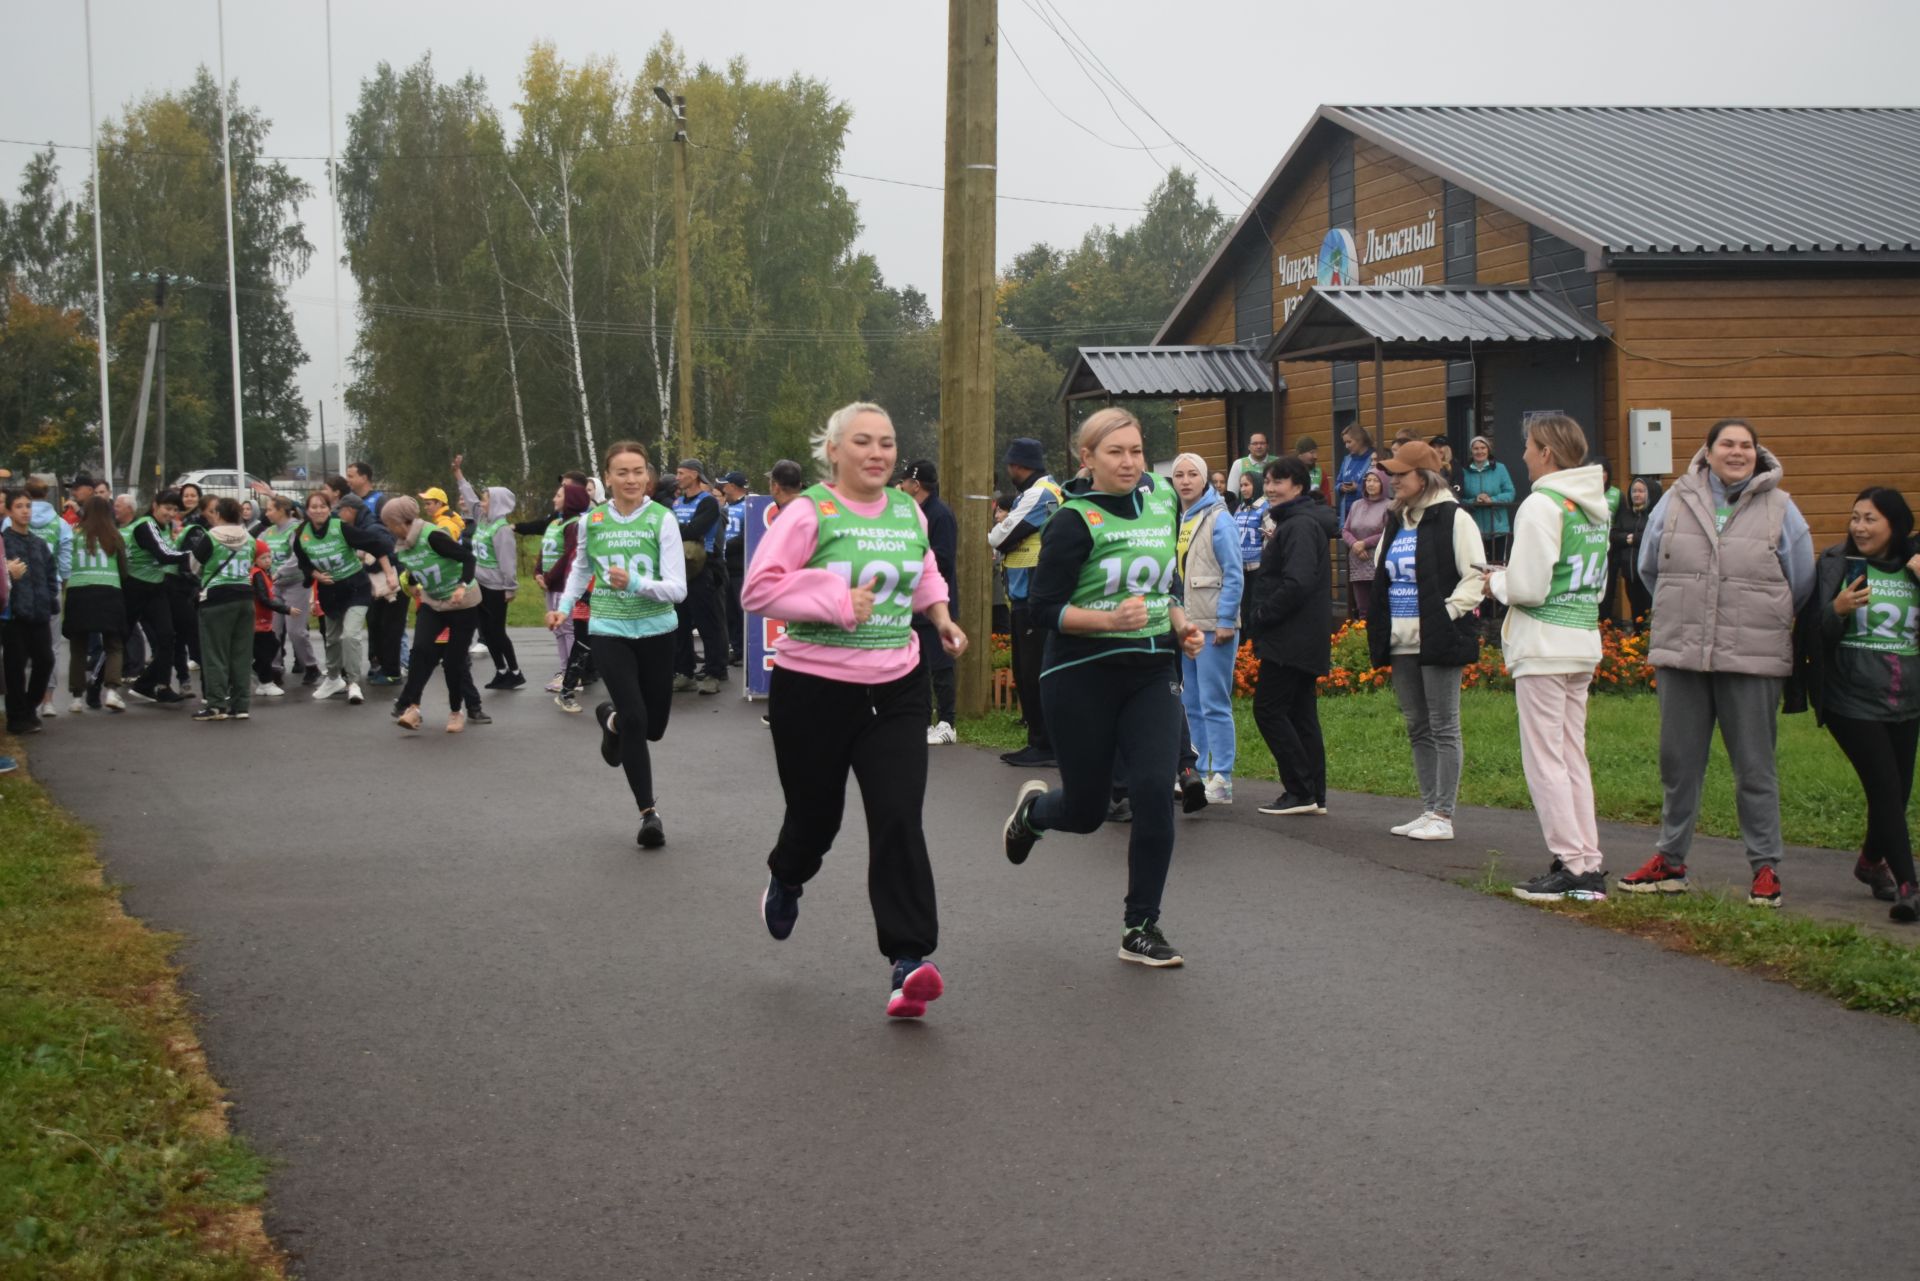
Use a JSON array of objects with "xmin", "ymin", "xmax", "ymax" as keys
[{"xmin": 1121, "ymin": 106, "xmax": 1920, "ymax": 544}]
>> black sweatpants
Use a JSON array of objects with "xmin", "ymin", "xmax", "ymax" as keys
[
  {"xmin": 912, "ymin": 617, "xmax": 957, "ymax": 725},
  {"xmin": 368, "ymin": 593, "xmax": 406, "ymax": 676},
  {"xmin": 1825, "ymin": 712, "xmax": 1920, "ymax": 886},
  {"xmin": 725, "ymin": 558, "xmax": 744, "ymax": 659},
  {"xmin": 3, "ymin": 618, "xmax": 55, "ymax": 731},
  {"xmin": 767, "ymin": 664, "xmax": 938, "ymax": 960},
  {"xmin": 166, "ymin": 577, "xmax": 198, "ymax": 681},
  {"xmin": 1254, "ymin": 660, "xmax": 1327, "ymax": 805},
  {"xmin": 1009, "ymin": 601, "xmax": 1051, "ymax": 751},
  {"xmin": 1030, "ymin": 658, "xmax": 1180, "ymax": 927},
  {"xmin": 477, "ymin": 585, "xmax": 519, "ymax": 675},
  {"xmin": 124, "ymin": 580, "xmax": 176, "ymax": 693},
  {"xmin": 397, "ymin": 605, "xmax": 479, "ymax": 713},
  {"xmin": 594, "ymin": 630, "xmax": 677, "ymax": 813},
  {"xmin": 559, "ymin": 615, "xmax": 594, "ymax": 693},
  {"xmin": 674, "ymin": 568, "xmax": 728, "ymax": 680},
  {"xmin": 252, "ymin": 631, "xmax": 281, "ymax": 685}
]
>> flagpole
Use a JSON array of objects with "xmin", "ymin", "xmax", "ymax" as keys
[
  {"xmin": 83, "ymin": 0, "xmax": 114, "ymax": 487},
  {"xmin": 215, "ymin": 0, "xmax": 247, "ymax": 476}
]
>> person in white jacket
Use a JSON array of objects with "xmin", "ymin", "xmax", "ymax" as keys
[{"xmin": 1486, "ymin": 414, "xmax": 1611, "ymax": 902}]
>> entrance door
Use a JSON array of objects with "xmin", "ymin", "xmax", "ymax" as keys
[{"xmin": 1477, "ymin": 345, "xmax": 1600, "ymax": 468}]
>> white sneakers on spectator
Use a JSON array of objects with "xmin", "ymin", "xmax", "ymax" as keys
[
  {"xmin": 1391, "ymin": 812, "xmax": 1436, "ymax": 836},
  {"xmin": 256, "ymin": 682, "xmax": 286, "ymax": 697},
  {"xmin": 313, "ymin": 675, "xmax": 347, "ymax": 700},
  {"xmin": 346, "ymin": 682, "xmax": 365, "ymax": 706},
  {"xmin": 103, "ymin": 689, "xmax": 126, "ymax": 712},
  {"xmin": 927, "ymin": 721, "xmax": 956, "ymax": 746},
  {"xmin": 1205, "ymin": 773, "xmax": 1233, "ymax": 805},
  {"xmin": 68, "ymin": 697, "xmax": 87, "ymax": 714},
  {"xmin": 1404, "ymin": 815, "xmax": 1455, "ymax": 841}
]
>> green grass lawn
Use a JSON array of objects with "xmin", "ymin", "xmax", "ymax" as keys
[
  {"xmin": 0, "ymin": 762, "xmax": 277, "ymax": 1277},
  {"xmin": 962, "ymin": 689, "xmax": 1906, "ymax": 854}
]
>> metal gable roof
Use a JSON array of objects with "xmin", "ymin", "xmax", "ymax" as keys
[
  {"xmin": 1328, "ymin": 105, "xmax": 1920, "ymax": 257},
  {"xmin": 1059, "ymin": 346, "xmax": 1280, "ymax": 400},
  {"xmin": 1261, "ymin": 286, "xmax": 1609, "ymax": 362}
]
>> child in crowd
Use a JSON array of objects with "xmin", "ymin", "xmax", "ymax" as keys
[{"xmin": 250, "ymin": 542, "xmax": 299, "ymax": 696}]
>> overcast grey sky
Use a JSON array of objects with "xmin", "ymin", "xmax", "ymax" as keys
[{"xmin": 4, "ymin": 0, "xmax": 1917, "ymax": 451}]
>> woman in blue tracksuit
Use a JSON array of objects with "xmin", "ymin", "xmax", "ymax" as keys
[{"xmin": 1169, "ymin": 453, "xmax": 1244, "ymax": 804}]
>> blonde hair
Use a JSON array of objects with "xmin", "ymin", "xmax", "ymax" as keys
[
  {"xmin": 1524, "ymin": 414, "xmax": 1589, "ymax": 472},
  {"xmin": 812, "ymin": 401, "xmax": 892, "ymax": 474},
  {"xmin": 1389, "ymin": 469, "xmax": 1450, "ymax": 512},
  {"xmin": 1076, "ymin": 406, "xmax": 1142, "ymax": 456}
]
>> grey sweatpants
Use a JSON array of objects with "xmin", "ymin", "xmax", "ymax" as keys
[
  {"xmin": 1391, "ymin": 657, "xmax": 1465, "ymax": 818},
  {"xmin": 1655, "ymin": 668, "xmax": 1783, "ymax": 871}
]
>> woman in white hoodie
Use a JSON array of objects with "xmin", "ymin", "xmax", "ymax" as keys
[{"xmin": 1487, "ymin": 415, "xmax": 1610, "ymax": 901}]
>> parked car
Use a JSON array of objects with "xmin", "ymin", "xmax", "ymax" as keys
[{"xmin": 170, "ymin": 470, "xmax": 276, "ymax": 504}]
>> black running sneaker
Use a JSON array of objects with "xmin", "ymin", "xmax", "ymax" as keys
[
  {"xmin": 151, "ymin": 688, "xmax": 185, "ymax": 705},
  {"xmin": 1004, "ymin": 780, "xmax": 1047, "ymax": 865},
  {"xmin": 595, "ymin": 701, "xmax": 621, "ymax": 767},
  {"xmin": 301, "ymin": 666, "xmax": 322, "ymax": 687},
  {"xmin": 1178, "ymin": 768, "xmax": 1208, "ymax": 814},
  {"xmin": 464, "ymin": 708, "xmax": 492, "ymax": 725},
  {"xmin": 1001, "ymin": 745, "xmax": 1056, "ymax": 768},
  {"xmin": 1855, "ymin": 854, "xmax": 1898, "ymax": 902},
  {"xmin": 1257, "ymin": 791, "xmax": 1321, "ymax": 816},
  {"xmin": 761, "ymin": 874, "xmax": 802, "ymax": 940},
  {"xmin": 1893, "ymin": 882, "xmax": 1919, "ymax": 924},
  {"xmin": 636, "ymin": 811, "xmax": 666, "ymax": 849},
  {"xmin": 1106, "ymin": 795, "xmax": 1133, "ymax": 824},
  {"xmin": 887, "ymin": 958, "xmax": 944, "ymax": 1018},
  {"xmin": 1513, "ymin": 864, "xmax": 1608, "ymax": 902},
  {"xmin": 191, "ymin": 706, "xmax": 228, "ymax": 722},
  {"xmin": 1118, "ymin": 921, "xmax": 1184, "ymax": 968}
]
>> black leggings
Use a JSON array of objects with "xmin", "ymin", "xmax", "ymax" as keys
[
  {"xmin": 1254, "ymin": 660, "xmax": 1326, "ymax": 804},
  {"xmin": 1825, "ymin": 712, "xmax": 1920, "ymax": 886},
  {"xmin": 594, "ymin": 630, "xmax": 677, "ymax": 813},
  {"xmin": 1029, "ymin": 658, "xmax": 1180, "ymax": 927},
  {"xmin": 397, "ymin": 605, "xmax": 479, "ymax": 713},
  {"xmin": 125, "ymin": 580, "xmax": 176, "ymax": 692},
  {"xmin": 477, "ymin": 585, "xmax": 519, "ymax": 674},
  {"xmin": 168, "ymin": 578, "xmax": 198, "ymax": 680},
  {"xmin": 767, "ymin": 664, "xmax": 937, "ymax": 960}
]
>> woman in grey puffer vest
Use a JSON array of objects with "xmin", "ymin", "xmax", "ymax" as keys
[
  {"xmin": 1809, "ymin": 487, "xmax": 1920, "ymax": 923},
  {"xmin": 1623, "ymin": 418, "xmax": 1813, "ymax": 908}
]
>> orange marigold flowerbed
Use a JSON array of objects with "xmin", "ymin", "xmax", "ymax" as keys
[{"xmin": 1233, "ymin": 619, "xmax": 1655, "ymax": 699}]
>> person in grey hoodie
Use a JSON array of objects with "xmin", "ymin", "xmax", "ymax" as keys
[
  {"xmin": 1626, "ymin": 418, "xmax": 1814, "ymax": 907},
  {"xmin": 453, "ymin": 457, "xmax": 525, "ymax": 689},
  {"xmin": 1807, "ymin": 486, "xmax": 1920, "ymax": 923}
]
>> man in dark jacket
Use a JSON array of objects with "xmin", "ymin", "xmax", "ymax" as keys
[
  {"xmin": 671, "ymin": 458, "xmax": 728, "ymax": 694},
  {"xmin": 899, "ymin": 459, "xmax": 959, "ymax": 742},
  {"xmin": 4, "ymin": 489, "xmax": 60, "ymax": 733},
  {"xmin": 1244, "ymin": 456, "xmax": 1337, "ymax": 815}
]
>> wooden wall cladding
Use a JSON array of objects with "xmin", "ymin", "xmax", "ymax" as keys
[{"xmin": 1613, "ymin": 274, "xmax": 1920, "ymax": 545}]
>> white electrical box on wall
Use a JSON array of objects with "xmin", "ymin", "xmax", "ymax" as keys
[{"xmin": 1629, "ymin": 408, "xmax": 1674, "ymax": 475}]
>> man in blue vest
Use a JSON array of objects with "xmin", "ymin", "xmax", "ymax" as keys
[
  {"xmin": 671, "ymin": 458, "xmax": 729, "ymax": 694},
  {"xmin": 718, "ymin": 470, "xmax": 750, "ymax": 664},
  {"xmin": 988, "ymin": 437, "xmax": 1062, "ymax": 767}
]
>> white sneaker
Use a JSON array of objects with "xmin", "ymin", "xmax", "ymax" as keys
[
  {"xmin": 346, "ymin": 682, "xmax": 365, "ymax": 706},
  {"xmin": 313, "ymin": 675, "xmax": 347, "ymax": 700},
  {"xmin": 103, "ymin": 689, "xmax": 126, "ymax": 712},
  {"xmin": 68, "ymin": 697, "xmax": 87, "ymax": 714},
  {"xmin": 1407, "ymin": 815, "xmax": 1455, "ymax": 841},
  {"xmin": 1391, "ymin": 812, "xmax": 1438, "ymax": 836},
  {"xmin": 927, "ymin": 721, "xmax": 956, "ymax": 746},
  {"xmin": 187, "ymin": 659, "xmax": 200, "ymax": 671},
  {"xmin": 1205, "ymin": 773, "xmax": 1233, "ymax": 805},
  {"xmin": 42, "ymin": 700, "xmax": 58, "ymax": 717},
  {"xmin": 256, "ymin": 682, "xmax": 285, "ymax": 697},
  {"xmin": 468, "ymin": 640, "xmax": 489, "ymax": 656}
]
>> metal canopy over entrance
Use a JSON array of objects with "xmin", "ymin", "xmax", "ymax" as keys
[{"xmin": 1057, "ymin": 345, "xmax": 1284, "ymax": 457}]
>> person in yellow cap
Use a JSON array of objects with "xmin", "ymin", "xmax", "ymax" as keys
[{"xmin": 418, "ymin": 487, "xmax": 465, "ymax": 539}]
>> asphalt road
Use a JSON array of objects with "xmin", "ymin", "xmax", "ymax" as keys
[{"xmin": 26, "ymin": 631, "xmax": 1919, "ymax": 1280}]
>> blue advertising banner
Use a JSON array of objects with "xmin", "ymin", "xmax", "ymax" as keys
[{"xmin": 741, "ymin": 495, "xmax": 784, "ymax": 698}]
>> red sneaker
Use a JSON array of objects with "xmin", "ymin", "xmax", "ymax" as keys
[
  {"xmin": 1619, "ymin": 853, "xmax": 1690, "ymax": 894},
  {"xmin": 1748, "ymin": 866, "xmax": 1782, "ymax": 909}
]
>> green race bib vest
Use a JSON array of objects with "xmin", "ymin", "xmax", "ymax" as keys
[
  {"xmin": 198, "ymin": 535, "xmax": 253, "ymax": 592},
  {"xmin": 30, "ymin": 514, "xmax": 60, "ymax": 549},
  {"xmin": 473, "ymin": 517, "xmax": 505, "ymax": 571},
  {"xmin": 1841, "ymin": 566, "xmax": 1920, "ymax": 657},
  {"xmin": 262, "ymin": 522, "xmax": 298, "ymax": 575},
  {"xmin": 1064, "ymin": 477, "xmax": 1178, "ymax": 639},
  {"xmin": 540, "ymin": 518, "xmax": 568, "ymax": 572},
  {"xmin": 785, "ymin": 484, "xmax": 927, "ymax": 651},
  {"xmin": 299, "ymin": 519, "xmax": 364, "ymax": 580},
  {"xmin": 1517, "ymin": 488, "xmax": 1610, "ymax": 629},
  {"xmin": 68, "ymin": 539, "xmax": 120, "ymax": 589},
  {"xmin": 395, "ymin": 537, "xmax": 467, "ymax": 603},
  {"xmin": 581, "ymin": 502, "xmax": 678, "ymax": 630},
  {"xmin": 122, "ymin": 517, "xmax": 168, "ymax": 584}
]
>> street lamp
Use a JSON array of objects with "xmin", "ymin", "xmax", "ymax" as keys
[{"xmin": 654, "ymin": 85, "xmax": 694, "ymax": 454}]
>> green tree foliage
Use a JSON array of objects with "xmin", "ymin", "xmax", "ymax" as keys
[{"xmin": 0, "ymin": 283, "xmax": 98, "ymax": 472}]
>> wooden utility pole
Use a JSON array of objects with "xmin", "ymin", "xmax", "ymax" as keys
[
  {"xmin": 940, "ymin": 0, "xmax": 997, "ymax": 718},
  {"xmin": 657, "ymin": 86, "xmax": 696, "ymax": 458}
]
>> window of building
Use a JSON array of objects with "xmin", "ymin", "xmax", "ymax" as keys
[
  {"xmin": 1234, "ymin": 249, "xmax": 1273, "ymax": 345},
  {"xmin": 1329, "ymin": 136, "xmax": 1355, "ymax": 232}
]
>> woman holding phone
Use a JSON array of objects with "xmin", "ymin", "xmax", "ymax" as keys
[{"xmin": 1808, "ymin": 487, "xmax": 1920, "ymax": 921}]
